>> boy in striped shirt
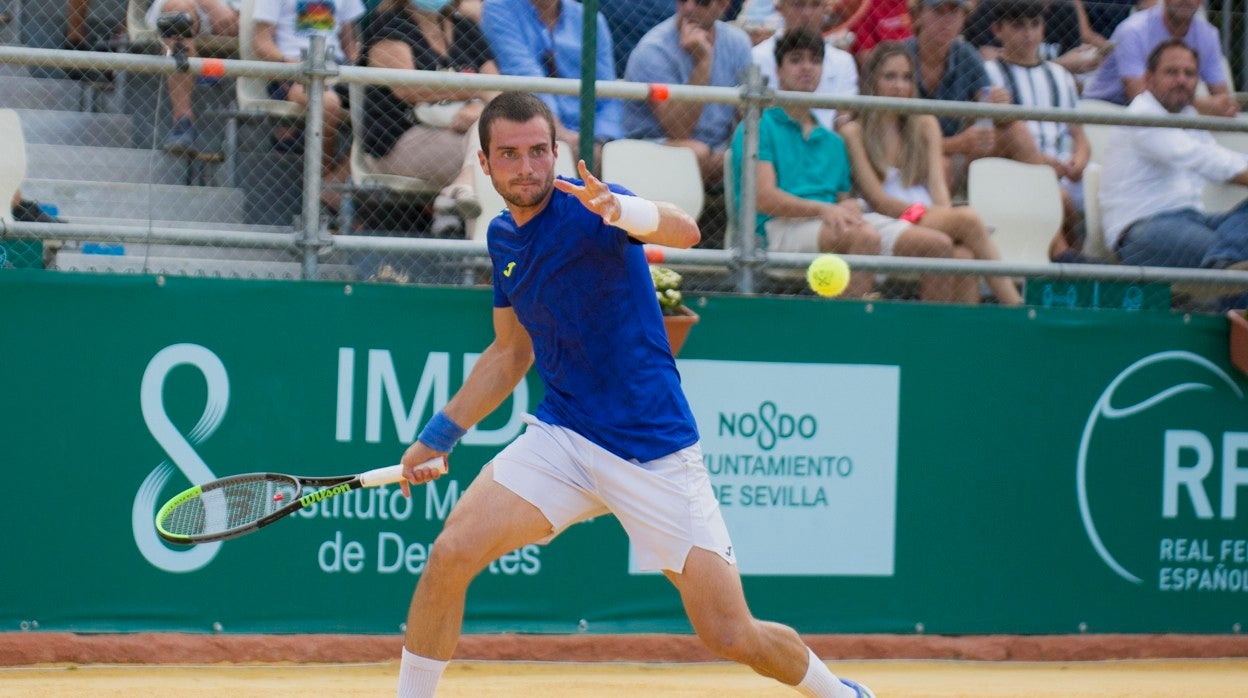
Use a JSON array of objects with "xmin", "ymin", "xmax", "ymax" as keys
[{"xmin": 984, "ymin": 0, "xmax": 1092, "ymax": 260}]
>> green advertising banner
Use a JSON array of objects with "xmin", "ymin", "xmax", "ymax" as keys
[{"xmin": 2, "ymin": 271, "xmax": 1245, "ymax": 636}]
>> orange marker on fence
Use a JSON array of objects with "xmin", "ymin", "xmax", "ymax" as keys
[
  {"xmin": 200, "ymin": 58, "xmax": 226, "ymax": 79},
  {"xmin": 648, "ymin": 83, "xmax": 669, "ymax": 103},
  {"xmin": 645, "ymin": 245, "xmax": 665, "ymax": 264}
]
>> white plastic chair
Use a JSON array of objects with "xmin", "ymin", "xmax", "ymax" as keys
[
  {"xmin": 967, "ymin": 158, "xmax": 1063, "ymax": 266},
  {"xmin": 471, "ymin": 140, "xmax": 576, "ymax": 240},
  {"xmin": 1076, "ymin": 98, "xmax": 1125, "ymax": 165},
  {"xmin": 1202, "ymin": 180, "xmax": 1248, "ymax": 213},
  {"xmin": 1080, "ymin": 162, "xmax": 1115, "ymax": 261},
  {"xmin": 337, "ymin": 81, "xmax": 445, "ymax": 232},
  {"xmin": 0, "ymin": 109, "xmax": 26, "ymax": 225},
  {"xmin": 600, "ymin": 139, "xmax": 705, "ymax": 220}
]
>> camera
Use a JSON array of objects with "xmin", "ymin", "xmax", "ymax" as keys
[{"xmin": 156, "ymin": 12, "xmax": 195, "ymax": 40}]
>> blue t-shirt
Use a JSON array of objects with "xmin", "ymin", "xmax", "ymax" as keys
[{"xmin": 487, "ymin": 181, "xmax": 699, "ymax": 462}]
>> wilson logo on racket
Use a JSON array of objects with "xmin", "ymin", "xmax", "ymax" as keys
[{"xmin": 299, "ymin": 482, "xmax": 353, "ymax": 508}]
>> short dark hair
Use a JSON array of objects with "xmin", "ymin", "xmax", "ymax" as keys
[
  {"xmin": 1146, "ymin": 37, "xmax": 1198, "ymax": 73},
  {"xmin": 774, "ymin": 28, "xmax": 825, "ymax": 68},
  {"xmin": 990, "ymin": 0, "xmax": 1047, "ymax": 25},
  {"xmin": 478, "ymin": 92, "xmax": 557, "ymax": 154}
]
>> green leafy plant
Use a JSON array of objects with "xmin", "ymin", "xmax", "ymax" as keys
[{"xmin": 650, "ymin": 266, "xmax": 686, "ymax": 316}]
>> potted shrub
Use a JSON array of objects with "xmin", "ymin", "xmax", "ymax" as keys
[
  {"xmin": 652, "ymin": 265, "xmax": 699, "ymax": 357},
  {"xmin": 1228, "ymin": 309, "xmax": 1248, "ymax": 375}
]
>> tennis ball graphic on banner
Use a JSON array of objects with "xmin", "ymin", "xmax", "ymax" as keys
[{"xmin": 807, "ymin": 254, "xmax": 850, "ymax": 297}]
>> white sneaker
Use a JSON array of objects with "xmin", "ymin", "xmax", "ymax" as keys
[{"xmin": 841, "ymin": 678, "xmax": 876, "ymax": 698}]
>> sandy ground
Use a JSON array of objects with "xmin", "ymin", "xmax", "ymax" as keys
[{"xmin": 3, "ymin": 658, "xmax": 1248, "ymax": 697}]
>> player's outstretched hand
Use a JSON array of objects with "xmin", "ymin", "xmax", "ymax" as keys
[
  {"xmin": 553, "ymin": 159, "xmax": 621, "ymax": 223},
  {"xmin": 399, "ymin": 441, "xmax": 447, "ymax": 498}
]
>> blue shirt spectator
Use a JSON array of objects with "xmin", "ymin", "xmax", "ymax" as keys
[
  {"xmin": 481, "ymin": 0, "xmax": 623, "ymax": 142},
  {"xmin": 623, "ymin": 14, "xmax": 753, "ymax": 150}
]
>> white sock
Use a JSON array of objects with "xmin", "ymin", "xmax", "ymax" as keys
[
  {"xmin": 794, "ymin": 648, "xmax": 856, "ymax": 698},
  {"xmin": 397, "ymin": 647, "xmax": 447, "ymax": 698}
]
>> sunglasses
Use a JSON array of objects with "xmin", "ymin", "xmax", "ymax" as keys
[{"xmin": 678, "ymin": 0, "xmax": 717, "ymax": 7}]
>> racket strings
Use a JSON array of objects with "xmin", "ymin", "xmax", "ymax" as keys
[{"xmin": 159, "ymin": 475, "xmax": 297, "ymax": 536}]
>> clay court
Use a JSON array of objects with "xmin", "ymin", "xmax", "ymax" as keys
[{"xmin": 4, "ymin": 633, "xmax": 1248, "ymax": 697}]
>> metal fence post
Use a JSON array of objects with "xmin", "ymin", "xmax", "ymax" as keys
[
  {"xmin": 300, "ymin": 34, "xmax": 328, "ymax": 281},
  {"xmin": 736, "ymin": 64, "xmax": 769, "ymax": 295}
]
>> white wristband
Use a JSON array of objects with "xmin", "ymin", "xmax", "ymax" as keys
[{"xmin": 611, "ymin": 195, "xmax": 660, "ymax": 236}]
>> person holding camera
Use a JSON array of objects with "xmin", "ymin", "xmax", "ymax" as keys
[{"xmin": 147, "ymin": 0, "xmax": 242, "ymax": 154}]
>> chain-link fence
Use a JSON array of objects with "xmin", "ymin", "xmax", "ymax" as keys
[{"xmin": 3, "ymin": 0, "xmax": 1248, "ymax": 312}]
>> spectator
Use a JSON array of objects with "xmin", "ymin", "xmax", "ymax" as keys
[
  {"xmin": 1100, "ymin": 39, "xmax": 1248, "ymax": 270},
  {"xmin": 1083, "ymin": 0, "xmax": 1137, "ymax": 43},
  {"xmin": 624, "ymin": 0, "xmax": 754, "ymax": 185},
  {"xmin": 361, "ymin": 0, "xmax": 500, "ymax": 231},
  {"xmin": 730, "ymin": 30, "xmax": 878, "ymax": 297},
  {"xmin": 480, "ymin": 0, "xmax": 622, "ymax": 152},
  {"xmin": 982, "ymin": 0, "xmax": 1090, "ymax": 260},
  {"xmin": 600, "ymin": 0, "xmax": 675, "ymax": 78},
  {"xmin": 733, "ymin": 0, "xmax": 781, "ymax": 45},
  {"xmin": 145, "ymin": 0, "xmax": 242, "ymax": 155},
  {"xmin": 904, "ymin": 0, "xmax": 1044, "ymax": 193},
  {"xmin": 847, "ymin": 0, "xmax": 914, "ymax": 64},
  {"xmin": 252, "ymin": 0, "xmax": 364, "ymax": 212},
  {"xmin": 840, "ymin": 41, "xmax": 1024, "ymax": 304},
  {"xmin": 65, "ymin": 0, "xmax": 92, "ymax": 48},
  {"xmin": 1083, "ymin": 0, "xmax": 1237, "ymax": 116},
  {"xmin": 964, "ymin": 0, "xmax": 1106, "ymax": 76},
  {"xmin": 752, "ymin": 0, "xmax": 859, "ymax": 130}
]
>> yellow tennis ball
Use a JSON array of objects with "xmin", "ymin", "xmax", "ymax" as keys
[{"xmin": 807, "ymin": 254, "xmax": 850, "ymax": 297}]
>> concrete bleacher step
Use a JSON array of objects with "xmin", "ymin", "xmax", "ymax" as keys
[
  {"xmin": 21, "ymin": 178, "xmax": 247, "ymax": 224},
  {"xmin": 25, "ymin": 143, "xmax": 193, "ymax": 185},
  {"xmin": 0, "ymin": 74, "xmax": 84, "ymax": 111},
  {"xmin": 15, "ymin": 108, "xmax": 133, "ymax": 148}
]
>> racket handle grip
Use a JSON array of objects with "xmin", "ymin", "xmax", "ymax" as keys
[{"xmin": 359, "ymin": 458, "xmax": 447, "ymax": 487}]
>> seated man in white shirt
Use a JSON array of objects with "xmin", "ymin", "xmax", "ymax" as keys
[
  {"xmin": 750, "ymin": 0, "xmax": 858, "ymax": 131},
  {"xmin": 1100, "ymin": 38, "xmax": 1248, "ymax": 269}
]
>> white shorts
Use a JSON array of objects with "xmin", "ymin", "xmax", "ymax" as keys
[
  {"xmin": 764, "ymin": 211, "xmax": 908, "ymax": 256},
  {"xmin": 492, "ymin": 415, "xmax": 735, "ymax": 573}
]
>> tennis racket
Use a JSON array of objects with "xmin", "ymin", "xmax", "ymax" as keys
[{"xmin": 154, "ymin": 458, "xmax": 447, "ymax": 545}]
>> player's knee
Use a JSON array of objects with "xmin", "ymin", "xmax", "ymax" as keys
[
  {"xmin": 425, "ymin": 530, "xmax": 485, "ymax": 578},
  {"xmin": 696, "ymin": 619, "xmax": 756, "ymax": 663}
]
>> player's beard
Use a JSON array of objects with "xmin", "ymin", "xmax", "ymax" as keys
[{"xmin": 499, "ymin": 167, "xmax": 556, "ymax": 209}]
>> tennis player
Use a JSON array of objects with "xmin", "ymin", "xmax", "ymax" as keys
[{"xmin": 394, "ymin": 91, "xmax": 875, "ymax": 698}]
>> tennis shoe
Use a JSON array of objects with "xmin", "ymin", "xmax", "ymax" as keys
[
  {"xmin": 162, "ymin": 116, "xmax": 197, "ymax": 156},
  {"xmin": 840, "ymin": 678, "xmax": 876, "ymax": 698}
]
